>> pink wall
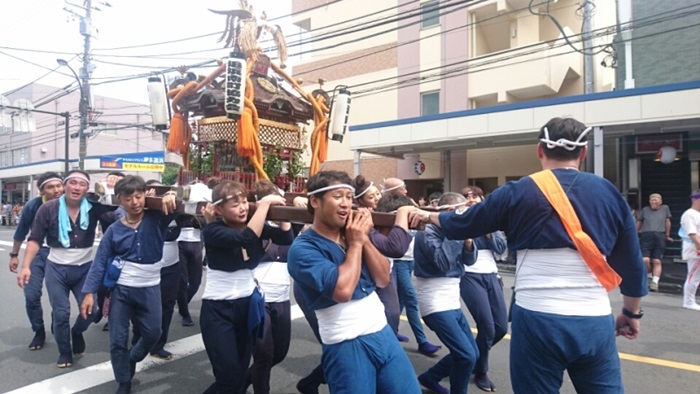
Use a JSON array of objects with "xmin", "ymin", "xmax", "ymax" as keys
[
  {"xmin": 397, "ymin": 0, "xmax": 421, "ymax": 119},
  {"xmin": 440, "ymin": 7, "xmax": 470, "ymax": 112}
]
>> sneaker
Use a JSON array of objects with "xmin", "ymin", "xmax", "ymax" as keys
[
  {"xmin": 181, "ymin": 315, "xmax": 194, "ymax": 327},
  {"xmin": 418, "ymin": 373, "xmax": 449, "ymax": 394},
  {"xmin": 418, "ymin": 341, "xmax": 442, "ymax": 357},
  {"xmin": 649, "ymin": 281, "xmax": 659, "ymax": 292},
  {"xmin": 150, "ymin": 348, "xmax": 174, "ymax": 360},
  {"xmin": 396, "ymin": 333, "xmax": 409, "ymax": 342},
  {"xmin": 72, "ymin": 329, "xmax": 86, "ymax": 356},
  {"xmin": 475, "ymin": 373, "xmax": 495, "ymax": 392},
  {"xmin": 116, "ymin": 381, "xmax": 132, "ymax": 394},
  {"xmin": 683, "ymin": 303, "xmax": 700, "ymax": 311},
  {"xmin": 28, "ymin": 328, "xmax": 46, "ymax": 350},
  {"xmin": 57, "ymin": 353, "xmax": 73, "ymax": 368}
]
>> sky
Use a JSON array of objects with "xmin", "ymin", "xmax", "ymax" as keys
[{"xmin": 0, "ymin": 0, "xmax": 295, "ymax": 105}]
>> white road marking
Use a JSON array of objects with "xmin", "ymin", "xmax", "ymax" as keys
[
  {"xmin": 6, "ymin": 304, "xmax": 304, "ymax": 393},
  {"xmin": 0, "ymin": 240, "xmax": 23, "ymax": 249}
]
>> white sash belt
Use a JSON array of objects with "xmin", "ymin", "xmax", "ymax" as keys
[
  {"xmin": 315, "ymin": 291, "xmax": 386, "ymax": 345},
  {"xmin": 160, "ymin": 241, "xmax": 179, "ymax": 267},
  {"xmin": 415, "ymin": 277, "xmax": 461, "ymax": 317},
  {"xmin": 117, "ymin": 260, "xmax": 162, "ymax": 287},
  {"xmin": 48, "ymin": 247, "xmax": 92, "ymax": 266},
  {"xmin": 464, "ymin": 248, "xmax": 498, "ymax": 274},
  {"xmin": 516, "ymin": 248, "xmax": 610, "ymax": 316},
  {"xmin": 202, "ymin": 268, "xmax": 255, "ymax": 300}
]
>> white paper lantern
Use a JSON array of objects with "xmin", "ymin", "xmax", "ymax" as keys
[
  {"xmin": 225, "ymin": 52, "xmax": 247, "ymax": 119},
  {"xmin": 147, "ymin": 76, "xmax": 169, "ymax": 130},
  {"xmin": 657, "ymin": 145, "xmax": 677, "ymax": 164},
  {"xmin": 327, "ymin": 87, "xmax": 351, "ymax": 142}
]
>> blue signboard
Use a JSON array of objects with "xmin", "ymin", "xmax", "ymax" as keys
[{"xmin": 99, "ymin": 151, "xmax": 165, "ymax": 172}]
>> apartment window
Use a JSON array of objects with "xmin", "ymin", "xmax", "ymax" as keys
[
  {"xmin": 422, "ymin": 0, "xmax": 440, "ymax": 28},
  {"xmin": 421, "ymin": 91, "xmax": 440, "ymax": 116},
  {"xmin": 12, "ymin": 148, "xmax": 27, "ymax": 165},
  {"xmin": 0, "ymin": 151, "xmax": 8, "ymax": 167}
]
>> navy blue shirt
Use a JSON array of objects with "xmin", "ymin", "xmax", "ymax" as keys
[
  {"xmin": 83, "ymin": 209, "xmax": 177, "ymax": 293},
  {"xmin": 414, "ymin": 224, "xmax": 476, "ymax": 279},
  {"xmin": 288, "ymin": 228, "xmax": 380, "ymax": 311},
  {"xmin": 438, "ymin": 169, "xmax": 647, "ymax": 297},
  {"xmin": 28, "ymin": 198, "xmax": 116, "ymax": 249},
  {"xmin": 203, "ymin": 219, "xmax": 294, "ymax": 273},
  {"xmin": 13, "ymin": 196, "xmax": 43, "ymax": 242}
]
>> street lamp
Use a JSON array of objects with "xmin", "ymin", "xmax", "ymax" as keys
[{"xmin": 57, "ymin": 58, "xmax": 88, "ymax": 170}]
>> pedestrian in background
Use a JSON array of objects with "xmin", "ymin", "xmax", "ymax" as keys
[
  {"xmin": 637, "ymin": 193, "xmax": 673, "ymax": 291},
  {"xmin": 679, "ymin": 190, "xmax": 700, "ymax": 311}
]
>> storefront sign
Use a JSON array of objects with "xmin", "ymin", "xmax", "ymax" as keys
[
  {"xmin": 99, "ymin": 151, "xmax": 165, "ymax": 172},
  {"xmin": 636, "ymin": 133, "xmax": 683, "ymax": 154}
]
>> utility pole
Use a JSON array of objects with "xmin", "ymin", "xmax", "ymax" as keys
[
  {"xmin": 78, "ymin": 0, "xmax": 93, "ymax": 171},
  {"xmin": 63, "ymin": 0, "xmax": 101, "ymax": 171},
  {"xmin": 581, "ymin": 0, "xmax": 596, "ymax": 174},
  {"xmin": 582, "ymin": 0, "xmax": 595, "ymax": 94}
]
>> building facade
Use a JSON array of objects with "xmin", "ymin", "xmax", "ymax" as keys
[
  {"xmin": 0, "ymin": 83, "xmax": 164, "ymax": 202},
  {"xmin": 290, "ymin": 0, "xmax": 616, "ymax": 196}
]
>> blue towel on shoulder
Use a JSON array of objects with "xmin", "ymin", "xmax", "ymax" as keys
[{"xmin": 58, "ymin": 195, "xmax": 92, "ymax": 248}]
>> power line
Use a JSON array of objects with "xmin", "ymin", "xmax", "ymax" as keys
[{"xmin": 354, "ymin": 19, "xmax": 700, "ymax": 98}]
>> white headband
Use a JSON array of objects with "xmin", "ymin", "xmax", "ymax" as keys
[
  {"xmin": 63, "ymin": 173, "xmax": 89, "ymax": 185},
  {"xmin": 436, "ymin": 201, "xmax": 467, "ymax": 211},
  {"xmin": 39, "ymin": 177, "xmax": 63, "ymax": 189},
  {"xmin": 353, "ymin": 182, "xmax": 374, "ymax": 199},
  {"xmin": 213, "ymin": 191, "xmax": 243, "ymax": 206},
  {"xmin": 307, "ymin": 184, "xmax": 355, "ymax": 196},
  {"xmin": 540, "ymin": 127, "xmax": 591, "ymax": 151},
  {"xmin": 381, "ymin": 181, "xmax": 405, "ymax": 194}
]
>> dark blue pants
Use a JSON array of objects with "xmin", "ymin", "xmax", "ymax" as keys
[
  {"xmin": 510, "ymin": 304, "xmax": 622, "ymax": 394},
  {"xmin": 201, "ymin": 297, "xmax": 253, "ymax": 394},
  {"xmin": 293, "ymin": 283, "xmax": 327, "ymax": 387},
  {"xmin": 109, "ymin": 285, "xmax": 162, "ymax": 383},
  {"xmin": 395, "ymin": 260, "xmax": 428, "ymax": 344},
  {"xmin": 422, "ymin": 310, "xmax": 479, "ymax": 394},
  {"xmin": 177, "ymin": 241, "xmax": 203, "ymax": 318},
  {"xmin": 132, "ymin": 263, "xmax": 180, "ymax": 352},
  {"xmin": 460, "ymin": 272, "xmax": 508, "ymax": 374},
  {"xmin": 376, "ymin": 269, "xmax": 400, "ymax": 334},
  {"xmin": 25, "ymin": 247, "xmax": 49, "ymax": 332},
  {"xmin": 45, "ymin": 261, "xmax": 95, "ymax": 357},
  {"xmin": 248, "ymin": 301, "xmax": 292, "ymax": 394},
  {"xmin": 322, "ymin": 325, "xmax": 421, "ymax": 394}
]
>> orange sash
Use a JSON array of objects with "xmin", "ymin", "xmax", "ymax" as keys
[{"xmin": 530, "ymin": 170, "xmax": 622, "ymax": 291}]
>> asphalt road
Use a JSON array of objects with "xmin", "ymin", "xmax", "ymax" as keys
[{"xmin": 0, "ymin": 227, "xmax": 699, "ymax": 393}]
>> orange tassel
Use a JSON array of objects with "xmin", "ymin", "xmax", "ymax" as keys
[
  {"xmin": 167, "ymin": 113, "xmax": 185, "ymax": 153},
  {"xmin": 237, "ymin": 108, "xmax": 256, "ymax": 157}
]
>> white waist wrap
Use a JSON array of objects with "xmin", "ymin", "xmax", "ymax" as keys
[
  {"xmin": 160, "ymin": 241, "xmax": 179, "ymax": 268},
  {"xmin": 315, "ymin": 291, "xmax": 386, "ymax": 345},
  {"xmin": 515, "ymin": 248, "xmax": 610, "ymax": 316},
  {"xmin": 415, "ymin": 277, "xmax": 461, "ymax": 317},
  {"xmin": 464, "ymin": 249, "xmax": 498, "ymax": 274},
  {"xmin": 117, "ymin": 260, "xmax": 162, "ymax": 287},
  {"xmin": 49, "ymin": 247, "xmax": 92, "ymax": 266},
  {"xmin": 202, "ymin": 268, "xmax": 255, "ymax": 301}
]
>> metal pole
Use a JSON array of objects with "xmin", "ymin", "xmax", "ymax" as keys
[
  {"xmin": 64, "ymin": 113, "xmax": 70, "ymax": 173},
  {"xmin": 582, "ymin": 0, "xmax": 595, "ymax": 95},
  {"xmin": 79, "ymin": 0, "xmax": 93, "ymax": 171}
]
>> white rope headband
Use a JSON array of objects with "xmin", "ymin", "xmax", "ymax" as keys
[
  {"xmin": 39, "ymin": 177, "xmax": 63, "ymax": 189},
  {"xmin": 435, "ymin": 201, "xmax": 467, "ymax": 211},
  {"xmin": 381, "ymin": 181, "xmax": 404, "ymax": 194},
  {"xmin": 540, "ymin": 126, "xmax": 592, "ymax": 151},
  {"xmin": 353, "ymin": 182, "xmax": 374, "ymax": 199},
  {"xmin": 307, "ymin": 184, "xmax": 355, "ymax": 196},
  {"xmin": 213, "ymin": 191, "xmax": 243, "ymax": 206},
  {"xmin": 63, "ymin": 173, "xmax": 89, "ymax": 185}
]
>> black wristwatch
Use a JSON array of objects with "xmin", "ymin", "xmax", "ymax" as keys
[
  {"xmin": 622, "ymin": 307, "xmax": 644, "ymax": 319},
  {"xmin": 9, "ymin": 252, "xmax": 19, "ymax": 258}
]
